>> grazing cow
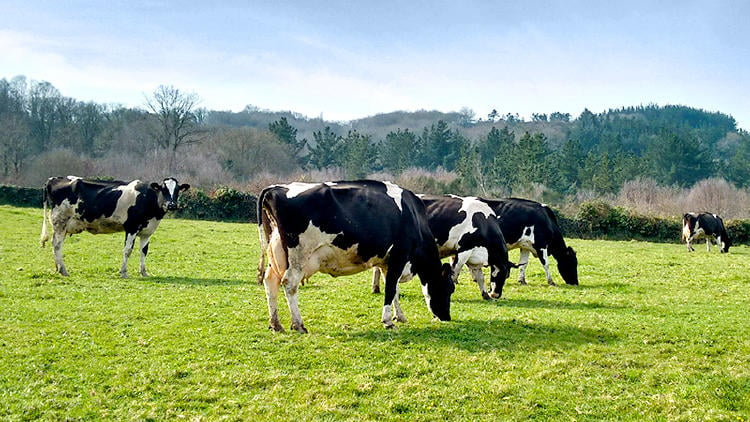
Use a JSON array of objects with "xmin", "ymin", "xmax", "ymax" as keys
[
  {"xmin": 682, "ymin": 212, "xmax": 731, "ymax": 253},
  {"xmin": 257, "ymin": 180, "xmax": 454, "ymax": 333},
  {"xmin": 373, "ymin": 194, "xmax": 515, "ymax": 300},
  {"xmin": 483, "ymin": 198, "xmax": 578, "ymax": 286},
  {"xmin": 40, "ymin": 176, "xmax": 190, "ymax": 277}
]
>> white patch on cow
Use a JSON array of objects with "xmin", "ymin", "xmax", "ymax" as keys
[
  {"xmin": 287, "ymin": 221, "xmax": 386, "ymax": 279},
  {"xmin": 279, "ymin": 182, "xmax": 322, "ymax": 198},
  {"xmin": 164, "ymin": 179, "xmax": 177, "ymax": 197},
  {"xmin": 398, "ymin": 261, "xmax": 413, "ymax": 283},
  {"xmin": 383, "ymin": 181, "xmax": 403, "ymax": 212},
  {"xmin": 440, "ymin": 197, "xmax": 494, "ymax": 254},
  {"xmin": 66, "ymin": 175, "xmax": 82, "ymax": 181},
  {"xmin": 421, "ymin": 283, "xmax": 432, "ymax": 311},
  {"xmin": 382, "ymin": 304, "xmax": 394, "ymax": 327},
  {"xmin": 507, "ymin": 225, "xmax": 536, "ymax": 252}
]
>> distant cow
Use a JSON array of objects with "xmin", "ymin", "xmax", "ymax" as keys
[
  {"xmin": 682, "ymin": 212, "xmax": 731, "ymax": 253},
  {"xmin": 483, "ymin": 198, "xmax": 578, "ymax": 286},
  {"xmin": 257, "ymin": 180, "xmax": 454, "ymax": 333},
  {"xmin": 40, "ymin": 176, "xmax": 190, "ymax": 277},
  {"xmin": 373, "ymin": 194, "xmax": 515, "ymax": 300}
]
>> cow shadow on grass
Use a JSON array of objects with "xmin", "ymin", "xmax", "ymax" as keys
[
  {"xmin": 457, "ymin": 297, "xmax": 625, "ymax": 311},
  {"xmin": 335, "ymin": 318, "xmax": 618, "ymax": 353},
  {"xmin": 147, "ymin": 276, "xmax": 247, "ymax": 286}
]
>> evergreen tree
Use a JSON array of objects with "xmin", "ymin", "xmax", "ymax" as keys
[
  {"xmin": 380, "ymin": 128, "xmax": 418, "ymax": 173},
  {"xmin": 269, "ymin": 117, "xmax": 307, "ymax": 166},
  {"xmin": 341, "ymin": 130, "xmax": 375, "ymax": 178},
  {"xmin": 308, "ymin": 126, "xmax": 343, "ymax": 170},
  {"xmin": 514, "ymin": 132, "xmax": 552, "ymax": 187}
]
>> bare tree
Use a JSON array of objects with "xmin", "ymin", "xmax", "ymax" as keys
[{"xmin": 145, "ymin": 85, "xmax": 203, "ymax": 171}]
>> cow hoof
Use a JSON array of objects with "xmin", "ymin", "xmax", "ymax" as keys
[
  {"xmin": 269, "ymin": 322, "xmax": 284, "ymax": 332},
  {"xmin": 383, "ymin": 321, "xmax": 396, "ymax": 329},
  {"xmin": 372, "ymin": 286, "xmax": 380, "ymax": 294},
  {"xmin": 120, "ymin": 273, "xmax": 129, "ymax": 279},
  {"xmin": 141, "ymin": 271, "xmax": 149, "ymax": 277},
  {"xmin": 394, "ymin": 315, "xmax": 407, "ymax": 323},
  {"xmin": 548, "ymin": 281, "xmax": 556, "ymax": 286},
  {"xmin": 518, "ymin": 280, "xmax": 527, "ymax": 285},
  {"xmin": 481, "ymin": 292, "xmax": 492, "ymax": 300},
  {"xmin": 59, "ymin": 270, "xmax": 69, "ymax": 277},
  {"xmin": 292, "ymin": 324, "xmax": 308, "ymax": 334}
]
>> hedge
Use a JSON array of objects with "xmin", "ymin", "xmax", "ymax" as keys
[
  {"xmin": 1, "ymin": 184, "xmax": 747, "ymax": 244},
  {"xmin": 0, "ymin": 184, "xmax": 257, "ymax": 223}
]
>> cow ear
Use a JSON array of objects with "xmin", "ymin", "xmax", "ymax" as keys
[
  {"xmin": 150, "ymin": 183, "xmax": 161, "ymax": 191},
  {"xmin": 179, "ymin": 183, "xmax": 190, "ymax": 191}
]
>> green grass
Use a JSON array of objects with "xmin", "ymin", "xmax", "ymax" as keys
[{"xmin": 1, "ymin": 204, "xmax": 749, "ymax": 421}]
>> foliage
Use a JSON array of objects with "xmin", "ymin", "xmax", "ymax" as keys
[{"xmin": 2, "ymin": 206, "xmax": 749, "ymax": 420}]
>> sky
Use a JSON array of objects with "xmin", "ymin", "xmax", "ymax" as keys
[{"xmin": 2, "ymin": 1, "xmax": 749, "ymax": 129}]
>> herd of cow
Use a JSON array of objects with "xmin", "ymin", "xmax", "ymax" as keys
[{"xmin": 39, "ymin": 176, "xmax": 733, "ymax": 334}]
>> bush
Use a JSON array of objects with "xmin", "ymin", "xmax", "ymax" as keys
[
  {"xmin": 175, "ymin": 187, "xmax": 257, "ymax": 223},
  {"xmin": 0, "ymin": 185, "xmax": 43, "ymax": 208}
]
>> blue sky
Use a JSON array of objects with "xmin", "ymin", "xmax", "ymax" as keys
[{"xmin": 2, "ymin": 1, "xmax": 748, "ymax": 129}]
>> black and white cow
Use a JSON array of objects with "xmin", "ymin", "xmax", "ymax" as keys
[
  {"xmin": 40, "ymin": 176, "xmax": 190, "ymax": 277},
  {"xmin": 257, "ymin": 180, "xmax": 454, "ymax": 333},
  {"xmin": 682, "ymin": 212, "xmax": 731, "ymax": 253},
  {"xmin": 373, "ymin": 194, "xmax": 515, "ymax": 300},
  {"xmin": 482, "ymin": 198, "xmax": 578, "ymax": 286}
]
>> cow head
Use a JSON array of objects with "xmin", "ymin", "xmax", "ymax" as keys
[
  {"xmin": 556, "ymin": 246, "xmax": 579, "ymax": 285},
  {"xmin": 488, "ymin": 261, "xmax": 518, "ymax": 299},
  {"xmin": 424, "ymin": 263, "xmax": 454, "ymax": 321},
  {"xmin": 151, "ymin": 178, "xmax": 190, "ymax": 211},
  {"xmin": 720, "ymin": 234, "xmax": 732, "ymax": 253}
]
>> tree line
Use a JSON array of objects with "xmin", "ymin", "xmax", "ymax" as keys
[{"xmin": 1, "ymin": 75, "xmax": 749, "ymax": 198}]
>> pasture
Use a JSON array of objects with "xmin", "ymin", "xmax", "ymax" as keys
[{"xmin": 1, "ymin": 204, "xmax": 749, "ymax": 420}]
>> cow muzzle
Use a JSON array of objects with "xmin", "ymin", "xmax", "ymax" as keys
[{"xmin": 167, "ymin": 202, "xmax": 178, "ymax": 211}]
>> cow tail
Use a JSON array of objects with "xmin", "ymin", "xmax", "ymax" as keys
[
  {"xmin": 256, "ymin": 187, "xmax": 271, "ymax": 284},
  {"xmin": 40, "ymin": 181, "xmax": 50, "ymax": 247}
]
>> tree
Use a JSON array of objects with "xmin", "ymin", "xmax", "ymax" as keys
[
  {"xmin": 480, "ymin": 126, "xmax": 517, "ymax": 192},
  {"xmin": 341, "ymin": 130, "xmax": 375, "ymax": 178},
  {"xmin": 488, "ymin": 109, "xmax": 499, "ymax": 122},
  {"xmin": 419, "ymin": 120, "xmax": 464, "ymax": 170},
  {"xmin": 27, "ymin": 81, "xmax": 61, "ymax": 154},
  {"xmin": 145, "ymin": 85, "xmax": 203, "ymax": 171},
  {"xmin": 555, "ymin": 138, "xmax": 584, "ymax": 193},
  {"xmin": 269, "ymin": 117, "xmax": 307, "ymax": 166},
  {"xmin": 514, "ymin": 132, "xmax": 552, "ymax": 187},
  {"xmin": 215, "ymin": 127, "xmax": 296, "ymax": 179},
  {"xmin": 645, "ymin": 130, "xmax": 713, "ymax": 186},
  {"xmin": 0, "ymin": 114, "xmax": 31, "ymax": 178},
  {"xmin": 308, "ymin": 126, "xmax": 343, "ymax": 170},
  {"xmin": 380, "ymin": 128, "xmax": 418, "ymax": 173}
]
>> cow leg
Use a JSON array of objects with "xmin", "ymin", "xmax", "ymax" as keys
[
  {"xmin": 469, "ymin": 264, "xmax": 491, "ymax": 300},
  {"xmin": 686, "ymin": 235, "xmax": 695, "ymax": 252},
  {"xmin": 539, "ymin": 247, "xmax": 555, "ymax": 286},
  {"xmin": 372, "ymin": 267, "xmax": 381, "ymax": 294},
  {"xmin": 706, "ymin": 239, "xmax": 711, "ymax": 252},
  {"xmin": 391, "ymin": 283, "xmax": 407, "ymax": 323},
  {"xmin": 138, "ymin": 234, "xmax": 152, "ymax": 277},
  {"xmin": 52, "ymin": 230, "xmax": 69, "ymax": 276},
  {"xmin": 451, "ymin": 251, "xmax": 473, "ymax": 285},
  {"xmin": 263, "ymin": 266, "xmax": 284, "ymax": 332},
  {"xmin": 517, "ymin": 250, "xmax": 530, "ymax": 285},
  {"xmin": 282, "ymin": 268, "xmax": 307, "ymax": 334},
  {"xmin": 382, "ymin": 265, "xmax": 405, "ymax": 329},
  {"xmin": 120, "ymin": 232, "xmax": 137, "ymax": 278}
]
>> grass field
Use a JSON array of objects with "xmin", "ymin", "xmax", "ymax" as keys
[{"xmin": 1, "ymin": 204, "xmax": 749, "ymax": 421}]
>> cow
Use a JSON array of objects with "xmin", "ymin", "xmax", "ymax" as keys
[
  {"xmin": 256, "ymin": 180, "xmax": 454, "ymax": 333},
  {"xmin": 40, "ymin": 176, "xmax": 190, "ymax": 277},
  {"xmin": 372, "ymin": 194, "xmax": 515, "ymax": 300},
  {"xmin": 482, "ymin": 198, "xmax": 578, "ymax": 286},
  {"xmin": 682, "ymin": 212, "xmax": 731, "ymax": 253}
]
